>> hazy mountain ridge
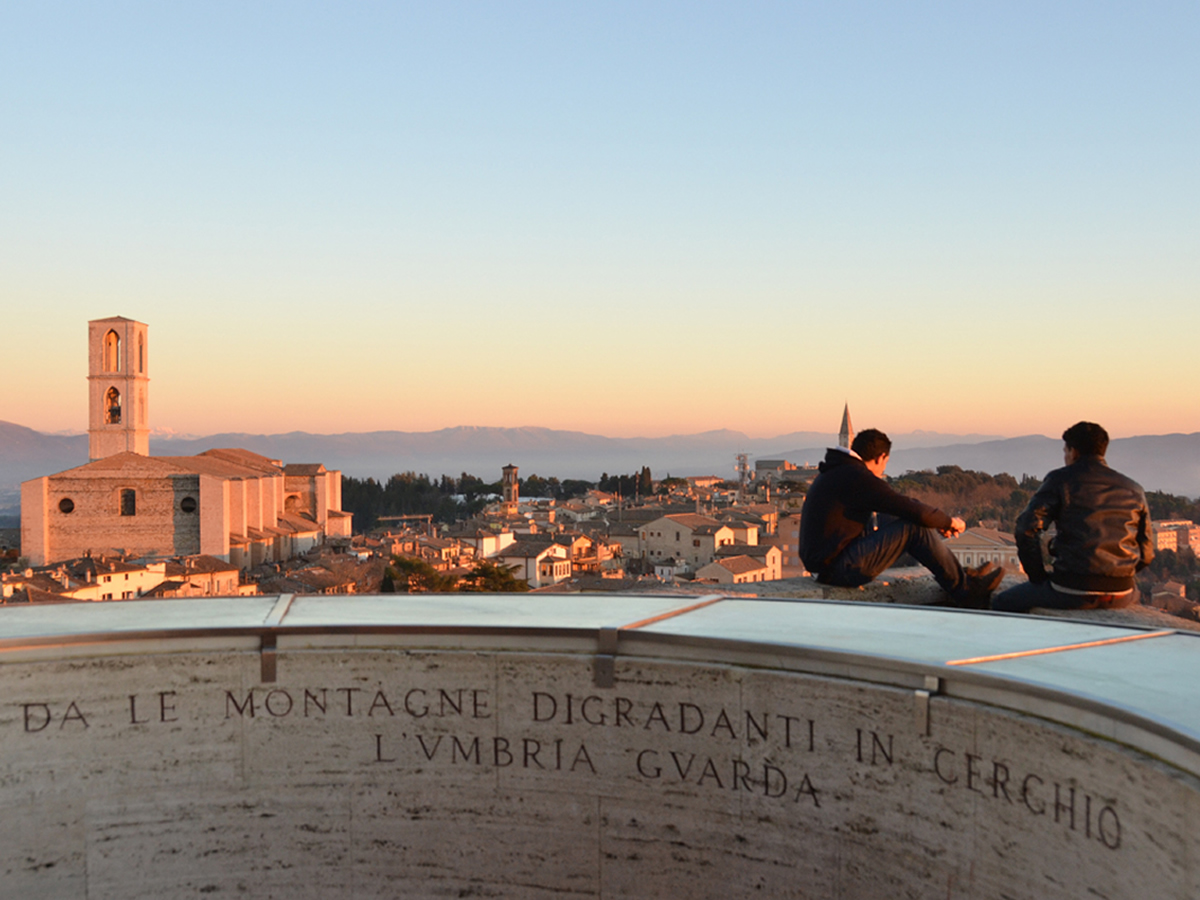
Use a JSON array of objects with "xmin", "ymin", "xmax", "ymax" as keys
[{"xmin": 2, "ymin": 421, "xmax": 1197, "ymax": 503}]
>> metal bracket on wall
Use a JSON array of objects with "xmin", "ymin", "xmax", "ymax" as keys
[
  {"xmin": 915, "ymin": 675, "xmax": 940, "ymax": 736},
  {"xmin": 260, "ymin": 594, "xmax": 295, "ymax": 684},
  {"xmin": 593, "ymin": 626, "xmax": 619, "ymax": 688}
]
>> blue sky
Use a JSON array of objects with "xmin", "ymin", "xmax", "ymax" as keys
[{"xmin": 3, "ymin": 2, "xmax": 1197, "ymax": 438}]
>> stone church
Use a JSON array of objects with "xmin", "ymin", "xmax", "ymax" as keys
[{"xmin": 21, "ymin": 317, "xmax": 352, "ymax": 567}]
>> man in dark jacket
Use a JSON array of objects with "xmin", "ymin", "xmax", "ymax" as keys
[
  {"xmin": 992, "ymin": 422, "xmax": 1153, "ymax": 613},
  {"xmin": 799, "ymin": 428, "xmax": 1002, "ymax": 607}
]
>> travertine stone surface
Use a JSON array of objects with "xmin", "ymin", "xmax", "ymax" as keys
[{"xmin": 1, "ymin": 644, "xmax": 1197, "ymax": 898}]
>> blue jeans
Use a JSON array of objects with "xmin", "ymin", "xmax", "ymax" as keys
[
  {"xmin": 823, "ymin": 519, "xmax": 967, "ymax": 601},
  {"xmin": 991, "ymin": 580, "xmax": 1137, "ymax": 613}
]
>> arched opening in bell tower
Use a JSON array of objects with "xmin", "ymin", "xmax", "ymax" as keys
[
  {"xmin": 105, "ymin": 387, "xmax": 122, "ymax": 424},
  {"xmin": 104, "ymin": 330, "xmax": 122, "ymax": 372}
]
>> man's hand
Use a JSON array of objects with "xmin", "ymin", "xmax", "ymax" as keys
[{"xmin": 941, "ymin": 517, "xmax": 966, "ymax": 538}]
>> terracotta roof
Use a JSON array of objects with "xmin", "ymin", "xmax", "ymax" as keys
[
  {"xmin": 284, "ymin": 464, "xmax": 327, "ymax": 476},
  {"xmin": 276, "ymin": 513, "xmax": 320, "ymax": 534},
  {"xmin": 499, "ymin": 541, "xmax": 559, "ymax": 559},
  {"xmin": 716, "ymin": 544, "xmax": 776, "ymax": 558},
  {"xmin": 710, "ymin": 555, "xmax": 766, "ymax": 575},
  {"xmin": 199, "ymin": 448, "xmax": 283, "ymax": 472},
  {"xmin": 179, "ymin": 555, "xmax": 239, "ymax": 574}
]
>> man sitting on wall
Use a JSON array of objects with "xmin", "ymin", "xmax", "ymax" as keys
[
  {"xmin": 992, "ymin": 421, "xmax": 1153, "ymax": 613},
  {"xmin": 799, "ymin": 428, "xmax": 1002, "ymax": 607}
]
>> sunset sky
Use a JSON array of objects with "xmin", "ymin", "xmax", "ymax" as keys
[{"xmin": 3, "ymin": 3, "xmax": 1196, "ymax": 440}]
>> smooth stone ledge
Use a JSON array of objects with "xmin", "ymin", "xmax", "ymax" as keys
[{"xmin": 1, "ymin": 593, "xmax": 1198, "ymax": 898}]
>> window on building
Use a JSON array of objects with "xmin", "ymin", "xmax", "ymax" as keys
[
  {"xmin": 676, "ymin": 532, "xmax": 680, "ymax": 541},
  {"xmin": 58, "ymin": 498, "xmax": 75, "ymax": 514},
  {"xmin": 181, "ymin": 497, "xmax": 197, "ymax": 513},
  {"xmin": 138, "ymin": 333, "xmax": 144, "ymax": 373},
  {"xmin": 104, "ymin": 330, "xmax": 121, "ymax": 372},
  {"xmin": 120, "ymin": 489, "xmax": 136, "ymax": 516},
  {"xmin": 105, "ymin": 387, "xmax": 122, "ymax": 424}
]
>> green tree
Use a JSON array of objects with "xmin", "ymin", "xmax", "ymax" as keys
[
  {"xmin": 458, "ymin": 560, "xmax": 529, "ymax": 592},
  {"xmin": 387, "ymin": 555, "xmax": 458, "ymax": 592}
]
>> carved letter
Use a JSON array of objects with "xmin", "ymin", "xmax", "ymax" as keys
[
  {"xmin": 581, "ymin": 696, "xmax": 608, "ymax": 726},
  {"xmin": 679, "ymin": 703, "xmax": 704, "ymax": 735},
  {"xmin": 763, "ymin": 762, "xmax": 787, "ymax": 798},
  {"xmin": 129, "ymin": 695, "xmax": 149, "ymax": 725},
  {"xmin": 1022, "ymin": 774, "xmax": 1045, "ymax": 815},
  {"xmin": 374, "ymin": 734, "xmax": 395, "ymax": 763},
  {"xmin": 225, "ymin": 691, "xmax": 255, "ymax": 718},
  {"xmin": 532, "ymin": 692, "xmax": 557, "ymax": 722},
  {"xmin": 731, "ymin": 759, "xmax": 753, "ymax": 791},
  {"xmin": 710, "ymin": 709, "xmax": 736, "ymax": 740},
  {"xmin": 523, "ymin": 738, "xmax": 545, "ymax": 769},
  {"xmin": 991, "ymin": 761, "xmax": 1012, "ymax": 802},
  {"xmin": 452, "ymin": 736, "xmax": 481, "ymax": 764},
  {"xmin": 615, "ymin": 697, "xmax": 635, "ymax": 728},
  {"xmin": 438, "ymin": 689, "xmax": 463, "ymax": 717},
  {"xmin": 493, "ymin": 737, "xmax": 513, "ymax": 767},
  {"xmin": 776, "ymin": 714, "xmax": 800, "ymax": 749},
  {"xmin": 933, "ymin": 748, "xmax": 957, "ymax": 784},
  {"xmin": 22, "ymin": 703, "xmax": 51, "ymax": 733},
  {"xmin": 404, "ymin": 689, "xmax": 428, "ymax": 718},
  {"xmin": 871, "ymin": 731, "xmax": 893, "ymax": 766},
  {"xmin": 1054, "ymin": 784, "xmax": 1076, "ymax": 830},
  {"xmin": 644, "ymin": 702, "xmax": 670, "ymax": 731},
  {"xmin": 965, "ymin": 754, "xmax": 983, "ymax": 794},
  {"xmin": 368, "ymin": 691, "xmax": 394, "ymax": 717},
  {"xmin": 696, "ymin": 758, "xmax": 723, "ymax": 788},
  {"xmin": 637, "ymin": 749, "xmax": 662, "ymax": 778},
  {"xmin": 416, "ymin": 735, "xmax": 443, "ymax": 760},
  {"xmin": 335, "ymin": 687, "xmax": 361, "ymax": 716},
  {"xmin": 571, "ymin": 744, "xmax": 596, "ymax": 774},
  {"xmin": 670, "ymin": 751, "xmax": 696, "ymax": 781},
  {"xmin": 264, "ymin": 690, "xmax": 293, "ymax": 718},
  {"xmin": 794, "ymin": 773, "xmax": 821, "ymax": 807},
  {"xmin": 305, "ymin": 689, "xmax": 327, "ymax": 717},
  {"xmin": 60, "ymin": 702, "xmax": 88, "ymax": 729},
  {"xmin": 1098, "ymin": 806, "xmax": 1121, "ymax": 849},
  {"xmin": 471, "ymin": 690, "xmax": 491, "ymax": 719},
  {"xmin": 745, "ymin": 710, "xmax": 768, "ymax": 743}
]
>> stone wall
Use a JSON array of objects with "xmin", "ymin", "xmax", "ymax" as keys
[
  {"xmin": 26, "ymin": 471, "xmax": 201, "ymax": 564},
  {"xmin": 1, "ymin": 639, "xmax": 1196, "ymax": 898}
]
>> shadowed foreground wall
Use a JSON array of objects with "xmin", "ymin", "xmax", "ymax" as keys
[{"xmin": 1, "ymin": 597, "xmax": 1198, "ymax": 898}]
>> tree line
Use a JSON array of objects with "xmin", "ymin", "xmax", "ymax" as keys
[{"xmin": 341, "ymin": 468, "xmax": 657, "ymax": 532}]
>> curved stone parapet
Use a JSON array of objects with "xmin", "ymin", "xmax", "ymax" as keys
[{"xmin": 2, "ymin": 593, "xmax": 1198, "ymax": 898}]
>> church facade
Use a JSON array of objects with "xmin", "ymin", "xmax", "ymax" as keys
[{"xmin": 21, "ymin": 317, "xmax": 351, "ymax": 568}]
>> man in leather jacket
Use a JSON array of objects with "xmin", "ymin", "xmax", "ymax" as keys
[
  {"xmin": 992, "ymin": 421, "xmax": 1154, "ymax": 613},
  {"xmin": 799, "ymin": 428, "xmax": 1003, "ymax": 607}
]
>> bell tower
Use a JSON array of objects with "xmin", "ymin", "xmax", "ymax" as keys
[{"xmin": 88, "ymin": 316, "xmax": 150, "ymax": 461}]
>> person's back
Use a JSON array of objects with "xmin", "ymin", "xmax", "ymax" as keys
[{"xmin": 996, "ymin": 421, "xmax": 1153, "ymax": 613}]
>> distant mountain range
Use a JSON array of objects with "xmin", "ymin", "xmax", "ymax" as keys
[{"xmin": 3, "ymin": 421, "xmax": 1198, "ymax": 519}]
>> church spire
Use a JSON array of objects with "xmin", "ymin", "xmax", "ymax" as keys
[{"xmin": 838, "ymin": 403, "xmax": 854, "ymax": 449}]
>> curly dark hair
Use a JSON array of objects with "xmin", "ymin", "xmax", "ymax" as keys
[{"xmin": 851, "ymin": 428, "xmax": 892, "ymax": 462}]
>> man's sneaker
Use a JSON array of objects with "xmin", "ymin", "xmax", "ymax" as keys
[{"xmin": 953, "ymin": 562, "xmax": 1004, "ymax": 609}]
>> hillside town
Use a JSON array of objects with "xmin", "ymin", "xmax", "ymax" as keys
[{"xmin": 3, "ymin": 318, "xmax": 1199, "ymax": 622}]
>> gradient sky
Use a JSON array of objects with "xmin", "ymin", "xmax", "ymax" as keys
[{"xmin": 3, "ymin": 2, "xmax": 1197, "ymax": 440}]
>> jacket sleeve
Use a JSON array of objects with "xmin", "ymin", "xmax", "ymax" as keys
[
  {"xmin": 863, "ymin": 476, "xmax": 954, "ymax": 531},
  {"xmin": 1014, "ymin": 474, "xmax": 1060, "ymax": 584},
  {"xmin": 1135, "ymin": 499, "xmax": 1155, "ymax": 572}
]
